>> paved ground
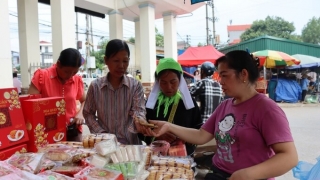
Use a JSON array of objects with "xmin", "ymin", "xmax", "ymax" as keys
[
  {"xmin": 83, "ymin": 103, "xmax": 320, "ymax": 180},
  {"xmin": 276, "ymin": 104, "xmax": 320, "ymax": 180}
]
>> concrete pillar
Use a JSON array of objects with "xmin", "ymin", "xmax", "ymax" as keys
[
  {"xmin": 17, "ymin": 0, "xmax": 40, "ymax": 88},
  {"xmin": 108, "ymin": 10, "xmax": 123, "ymax": 40},
  {"xmin": 51, "ymin": 0, "xmax": 76, "ymax": 62},
  {"xmin": 139, "ymin": 2, "xmax": 156, "ymax": 84},
  {"xmin": 134, "ymin": 18, "xmax": 141, "ymax": 71},
  {"xmin": 0, "ymin": 0, "xmax": 13, "ymax": 88},
  {"xmin": 163, "ymin": 11, "xmax": 177, "ymax": 60}
]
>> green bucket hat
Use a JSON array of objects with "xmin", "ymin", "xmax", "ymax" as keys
[{"xmin": 156, "ymin": 58, "xmax": 183, "ymax": 75}]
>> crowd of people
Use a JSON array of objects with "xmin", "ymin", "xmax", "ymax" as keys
[{"xmin": 20, "ymin": 39, "xmax": 297, "ymax": 180}]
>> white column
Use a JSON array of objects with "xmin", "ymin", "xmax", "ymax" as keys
[
  {"xmin": 108, "ymin": 10, "xmax": 123, "ymax": 40},
  {"xmin": 139, "ymin": 2, "xmax": 156, "ymax": 83},
  {"xmin": 17, "ymin": 0, "xmax": 40, "ymax": 88},
  {"xmin": 134, "ymin": 18, "xmax": 141, "ymax": 70},
  {"xmin": 163, "ymin": 11, "xmax": 177, "ymax": 60},
  {"xmin": 0, "ymin": 0, "xmax": 13, "ymax": 88},
  {"xmin": 51, "ymin": 0, "xmax": 76, "ymax": 62}
]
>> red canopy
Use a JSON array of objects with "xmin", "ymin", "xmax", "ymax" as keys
[{"xmin": 178, "ymin": 45, "xmax": 224, "ymax": 66}]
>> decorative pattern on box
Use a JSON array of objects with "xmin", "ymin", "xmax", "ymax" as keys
[
  {"xmin": 20, "ymin": 97, "xmax": 66, "ymax": 152},
  {"xmin": 0, "ymin": 88, "xmax": 29, "ymax": 151}
]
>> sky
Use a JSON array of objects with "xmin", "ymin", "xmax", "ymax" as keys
[{"xmin": 7, "ymin": 0, "xmax": 320, "ymax": 53}]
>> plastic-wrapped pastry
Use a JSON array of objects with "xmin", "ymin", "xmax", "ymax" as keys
[
  {"xmin": 74, "ymin": 166, "xmax": 124, "ymax": 180},
  {"xmin": 151, "ymin": 156, "xmax": 193, "ymax": 169},
  {"xmin": 132, "ymin": 145, "xmax": 142, "ymax": 162},
  {"xmin": 114, "ymin": 150, "xmax": 123, "ymax": 162},
  {"xmin": 37, "ymin": 170, "xmax": 75, "ymax": 180},
  {"xmin": 147, "ymin": 170, "xmax": 193, "ymax": 180},
  {"xmin": 51, "ymin": 166, "xmax": 84, "ymax": 177},
  {"xmin": 95, "ymin": 139, "xmax": 117, "ymax": 156},
  {"xmin": 148, "ymin": 166, "xmax": 194, "ymax": 176},
  {"xmin": 110, "ymin": 153, "xmax": 119, "ymax": 163},
  {"xmin": 7, "ymin": 153, "xmax": 44, "ymax": 174},
  {"xmin": 0, "ymin": 161, "xmax": 24, "ymax": 180},
  {"xmin": 90, "ymin": 155, "xmax": 109, "ymax": 168},
  {"xmin": 82, "ymin": 133, "xmax": 117, "ymax": 149},
  {"xmin": 120, "ymin": 147, "xmax": 129, "ymax": 162}
]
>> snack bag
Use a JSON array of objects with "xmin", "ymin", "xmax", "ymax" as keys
[
  {"xmin": 37, "ymin": 170, "xmax": 75, "ymax": 180},
  {"xmin": 7, "ymin": 152, "xmax": 44, "ymax": 173},
  {"xmin": 82, "ymin": 133, "xmax": 117, "ymax": 149},
  {"xmin": 74, "ymin": 166, "xmax": 124, "ymax": 180},
  {"xmin": 0, "ymin": 161, "xmax": 24, "ymax": 180}
]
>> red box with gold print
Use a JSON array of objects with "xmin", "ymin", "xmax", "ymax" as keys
[
  {"xmin": 0, "ymin": 88, "xmax": 29, "ymax": 151},
  {"xmin": 0, "ymin": 143, "xmax": 27, "ymax": 161},
  {"xmin": 20, "ymin": 97, "xmax": 66, "ymax": 152}
]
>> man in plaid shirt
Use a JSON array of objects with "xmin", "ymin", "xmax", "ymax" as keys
[{"xmin": 190, "ymin": 62, "xmax": 223, "ymax": 123}]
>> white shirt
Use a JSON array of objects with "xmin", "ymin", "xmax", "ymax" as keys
[{"xmin": 13, "ymin": 77, "xmax": 22, "ymax": 93}]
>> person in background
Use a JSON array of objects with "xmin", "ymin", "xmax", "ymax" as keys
[
  {"xmin": 28, "ymin": 48, "xmax": 86, "ymax": 141},
  {"xmin": 83, "ymin": 39, "xmax": 147, "ymax": 145},
  {"xmin": 143, "ymin": 58, "xmax": 202, "ymax": 155},
  {"xmin": 135, "ymin": 70, "xmax": 141, "ymax": 81},
  {"xmin": 13, "ymin": 72, "xmax": 22, "ymax": 95},
  {"xmin": 300, "ymin": 74, "xmax": 309, "ymax": 102},
  {"xmin": 126, "ymin": 71, "xmax": 134, "ymax": 78},
  {"xmin": 193, "ymin": 69, "xmax": 201, "ymax": 82},
  {"xmin": 148, "ymin": 50, "xmax": 298, "ymax": 180},
  {"xmin": 190, "ymin": 61, "xmax": 223, "ymax": 123}
]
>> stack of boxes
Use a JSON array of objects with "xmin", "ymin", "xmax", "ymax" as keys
[
  {"xmin": 0, "ymin": 88, "xmax": 29, "ymax": 160},
  {"xmin": 0, "ymin": 87, "xmax": 67, "ymax": 160}
]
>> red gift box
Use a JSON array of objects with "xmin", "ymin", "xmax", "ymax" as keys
[
  {"xmin": 0, "ymin": 88, "xmax": 29, "ymax": 151},
  {"xmin": 20, "ymin": 97, "xmax": 67, "ymax": 152},
  {"xmin": 0, "ymin": 143, "xmax": 28, "ymax": 161}
]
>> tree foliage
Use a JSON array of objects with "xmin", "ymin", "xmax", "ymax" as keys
[
  {"xmin": 90, "ymin": 38, "xmax": 108, "ymax": 71},
  {"xmin": 127, "ymin": 27, "xmax": 164, "ymax": 47},
  {"xmin": 198, "ymin": 42, "xmax": 204, "ymax": 47},
  {"xmin": 301, "ymin": 17, "xmax": 320, "ymax": 45},
  {"xmin": 240, "ymin": 16, "xmax": 299, "ymax": 42}
]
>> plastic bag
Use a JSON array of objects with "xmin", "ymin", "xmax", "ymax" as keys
[{"xmin": 292, "ymin": 156, "xmax": 320, "ymax": 180}]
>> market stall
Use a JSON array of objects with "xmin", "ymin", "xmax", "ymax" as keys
[{"xmin": 0, "ymin": 88, "xmax": 195, "ymax": 179}]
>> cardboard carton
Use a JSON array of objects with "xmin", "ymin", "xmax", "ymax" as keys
[
  {"xmin": 0, "ymin": 143, "xmax": 27, "ymax": 161},
  {"xmin": 0, "ymin": 88, "xmax": 29, "ymax": 150},
  {"xmin": 20, "ymin": 97, "xmax": 66, "ymax": 152}
]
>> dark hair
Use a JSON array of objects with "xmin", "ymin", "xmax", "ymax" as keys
[
  {"xmin": 155, "ymin": 69, "xmax": 181, "ymax": 81},
  {"xmin": 58, "ymin": 48, "xmax": 82, "ymax": 67},
  {"xmin": 193, "ymin": 70, "xmax": 199, "ymax": 76},
  {"xmin": 13, "ymin": 72, "xmax": 17, "ymax": 78},
  {"xmin": 215, "ymin": 50, "xmax": 259, "ymax": 83},
  {"xmin": 105, "ymin": 39, "xmax": 130, "ymax": 59}
]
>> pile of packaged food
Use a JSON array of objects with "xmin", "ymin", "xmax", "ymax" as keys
[{"xmin": 0, "ymin": 133, "xmax": 195, "ymax": 180}]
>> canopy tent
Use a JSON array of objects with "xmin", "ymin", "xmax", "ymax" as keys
[
  {"xmin": 286, "ymin": 54, "xmax": 320, "ymax": 69},
  {"xmin": 178, "ymin": 45, "xmax": 224, "ymax": 67}
]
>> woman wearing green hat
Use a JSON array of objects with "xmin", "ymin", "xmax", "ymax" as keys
[{"xmin": 143, "ymin": 58, "xmax": 203, "ymax": 155}]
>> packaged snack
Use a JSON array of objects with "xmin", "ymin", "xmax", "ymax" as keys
[
  {"xmin": 147, "ymin": 170, "xmax": 193, "ymax": 180},
  {"xmin": 120, "ymin": 147, "xmax": 129, "ymax": 162},
  {"xmin": 39, "ymin": 158, "xmax": 56, "ymax": 171},
  {"xmin": 90, "ymin": 154, "xmax": 109, "ymax": 168},
  {"xmin": 21, "ymin": 170, "xmax": 46, "ymax": 180},
  {"xmin": 7, "ymin": 152, "xmax": 44, "ymax": 173},
  {"xmin": 51, "ymin": 166, "xmax": 84, "ymax": 177},
  {"xmin": 82, "ymin": 133, "xmax": 117, "ymax": 149},
  {"xmin": 142, "ymin": 146, "xmax": 152, "ymax": 170},
  {"xmin": 132, "ymin": 145, "xmax": 142, "ymax": 162},
  {"xmin": 126, "ymin": 162, "xmax": 138, "ymax": 177},
  {"xmin": 41, "ymin": 145, "xmax": 75, "ymax": 163},
  {"xmin": 125, "ymin": 146, "xmax": 135, "ymax": 161},
  {"xmin": 74, "ymin": 166, "xmax": 124, "ymax": 180},
  {"xmin": 37, "ymin": 170, "xmax": 75, "ymax": 180},
  {"xmin": 110, "ymin": 153, "xmax": 120, "ymax": 163},
  {"xmin": 151, "ymin": 156, "xmax": 193, "ymax": 169},
  {"xmin": 0, "ymin": 161, "xmax": 24, "ymax": 180},
  {"xmin": 168, "ymin": 143, "xmax": 188, "ymax": 157},
  {"xmin": 119, "ymin": 163, "xmax": 128, "ymax": 177},
  {"xmin": 104, "ymin": 164, "xmax": 121, "ymax": 172},
  {"xmin": 150, "ymin": 140, "xmax": 170, "ymax": 156},
  {"xmin": 148, "ymin": 166, "xmax": 194, "ymax": 177},
  {"xmin": 115, "ymin": 150, "xmax": 124, "ymax": 162},
  {"xmin": 95, "ymin": 139, "xmax": 117, "ymax": 156}
]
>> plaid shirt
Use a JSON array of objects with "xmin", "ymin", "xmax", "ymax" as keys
[
  {"xmin": 190, "ymin": 76, "xmax": 223, "ymax": 122},
  {"xmin": 83, "ymin": 74, "xmax": 146, "ymax": 145}
]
